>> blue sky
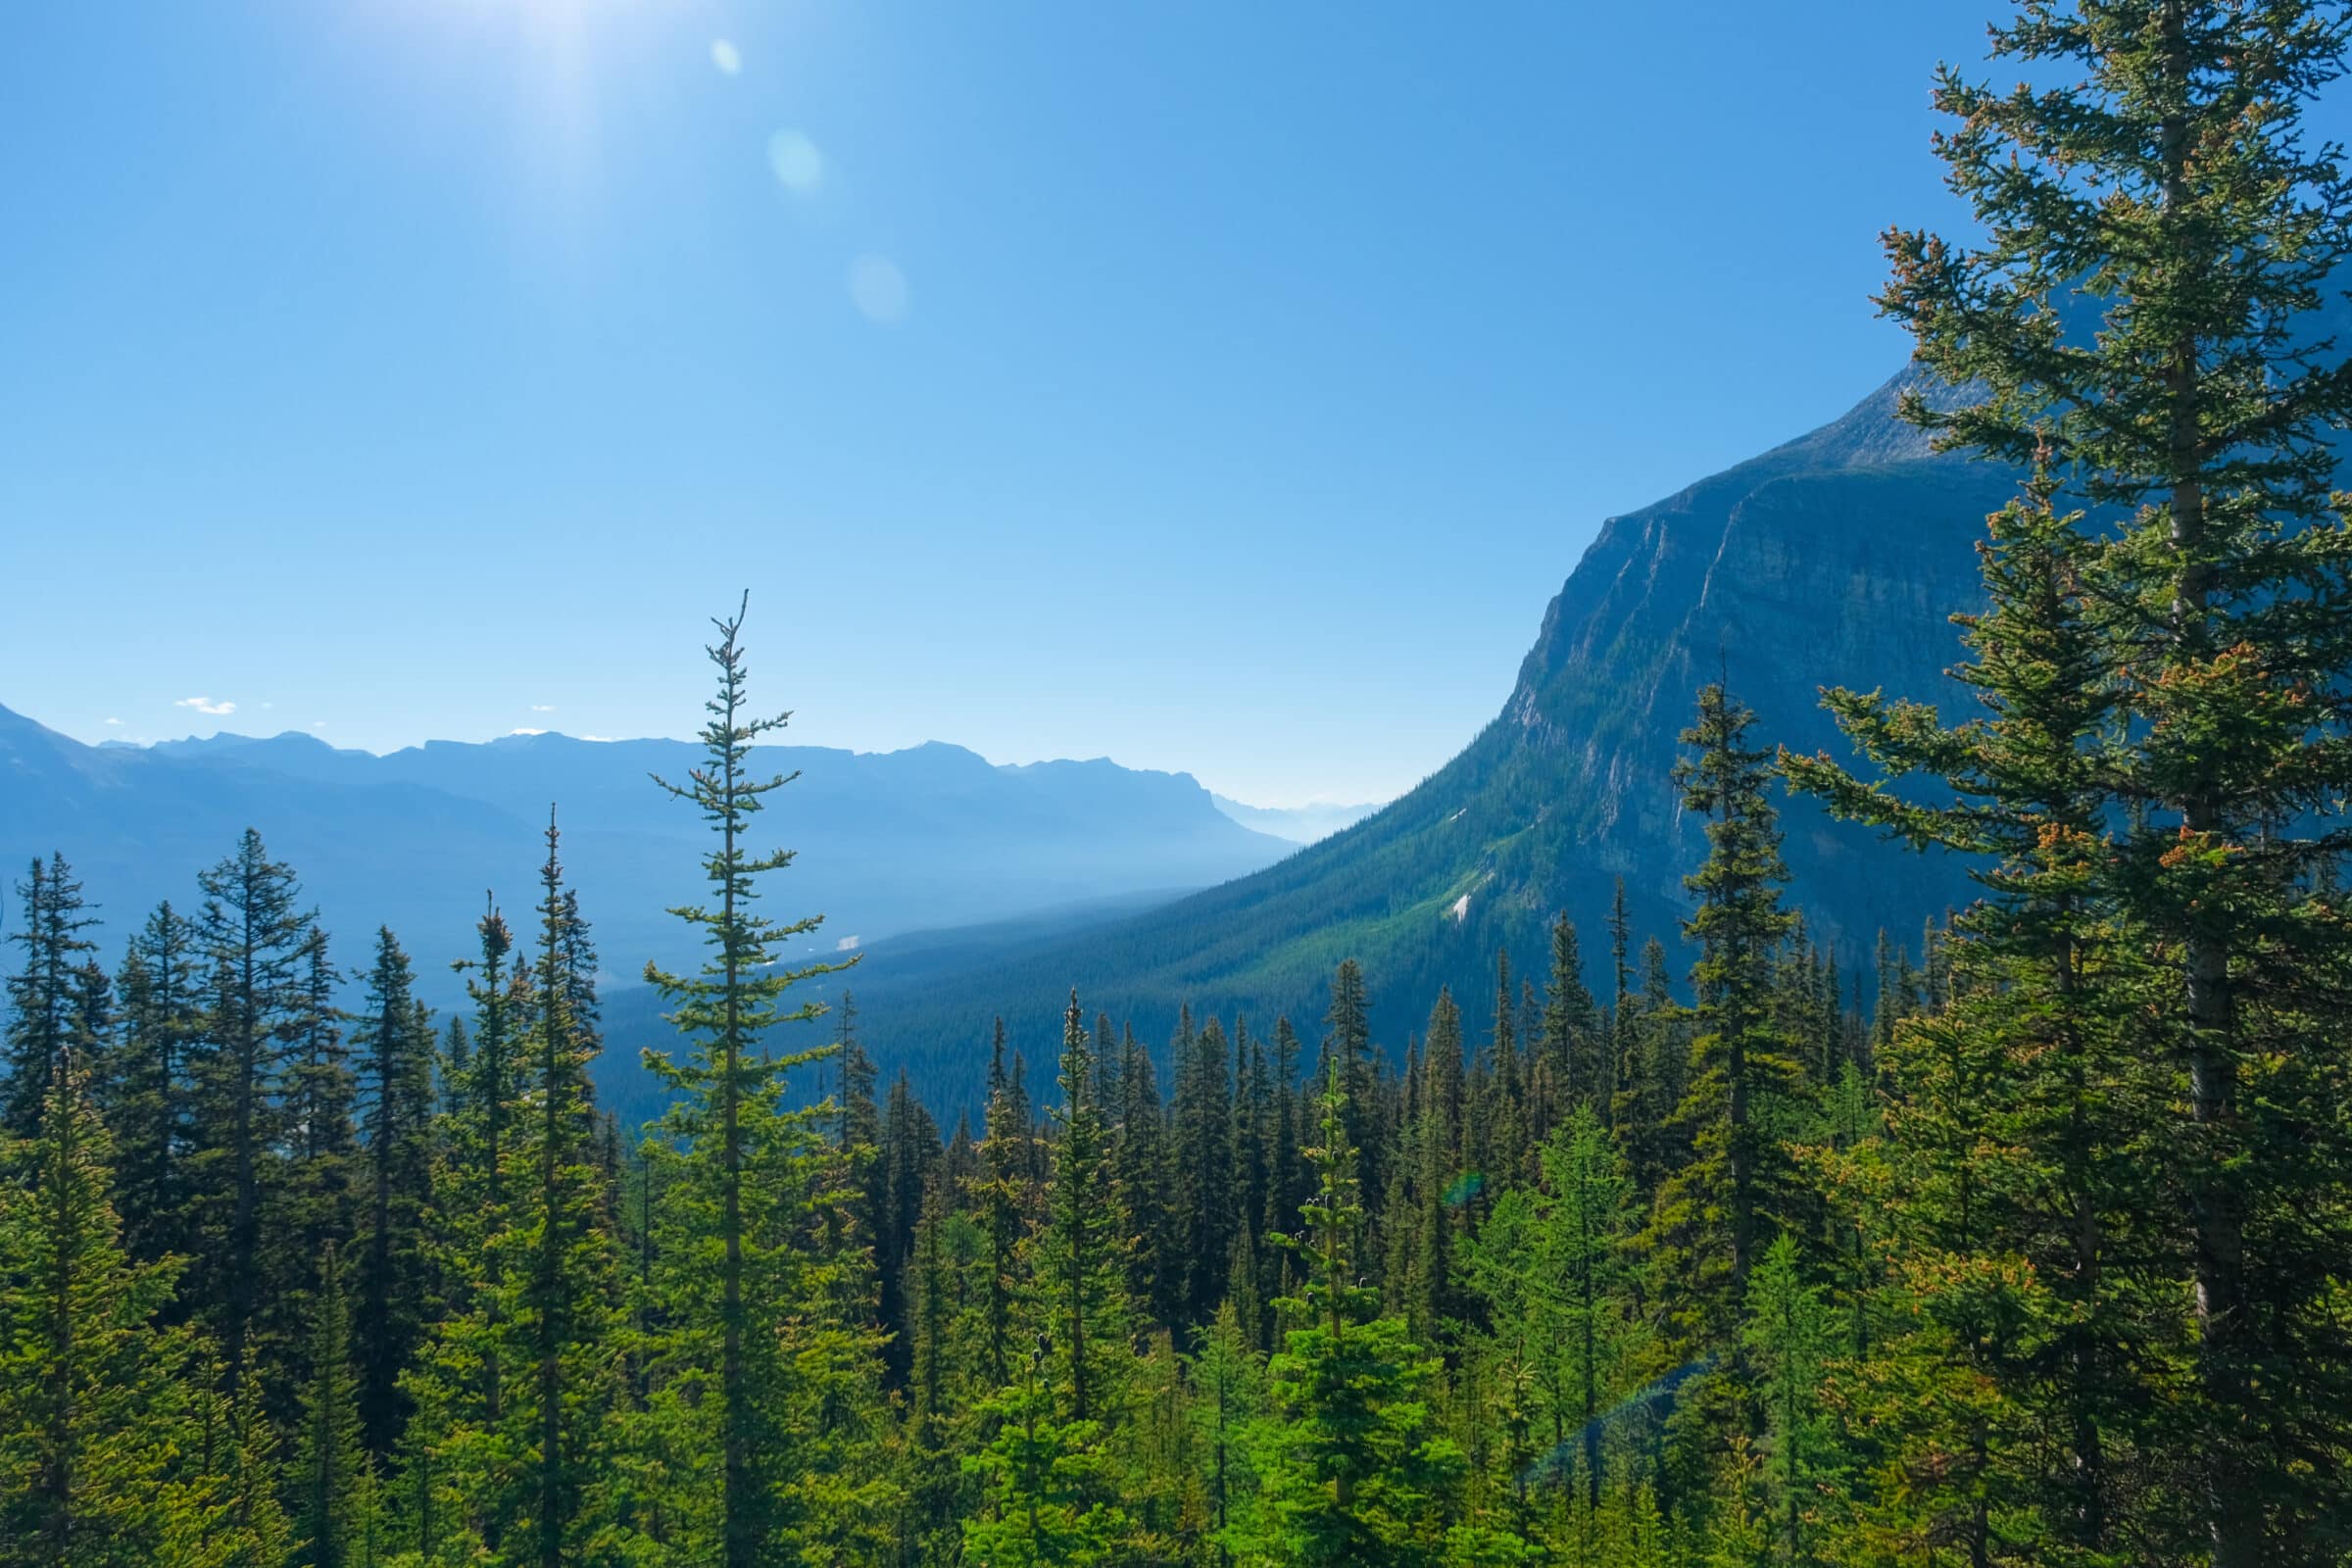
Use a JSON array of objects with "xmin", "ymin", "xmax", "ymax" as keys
[{"xmin": 3, "ymin": 1, "xmax": 2000, "ymax": 805}]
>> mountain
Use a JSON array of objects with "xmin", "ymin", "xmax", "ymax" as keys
[
  {"xmin": 1209, "ymin": 795, "xmax": 1384, "ymax": 844},
  {"xmin": 810, "ymin": 363, "xmax": 2027, "ymax": 1105},
  {"xmin": 0, "ymin": 714, "xmax": 1297, "ymax": 999}
]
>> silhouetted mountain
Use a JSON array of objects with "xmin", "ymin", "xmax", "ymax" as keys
[{"xmin": 0, "ymin": 712, "xmax": 1296, "ymax": 1000}]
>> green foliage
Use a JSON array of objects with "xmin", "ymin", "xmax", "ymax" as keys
[
  {"xmin": 1787, "ymin": 3, "xmax": 2352, "ymax": 1558},
  {"xmin": 632, "ymin": 594, "xmax": 866, "ymax": 1568},
  {"xmin": 291, "ymin": 1244, "xmax": 372, "ymax": 1568},
  {"xmin": 962, "ymin": 1350, "xmax": 1129, "ymax": 1568},
  {"xmin": 0, "ymin": 1048, "xmax": 275, "ymax": 1568},
  {"xmin": 3, "ymin": 855, "xmax": 102, "ymax": 1141},
  {"xmin": 1647, "ymin": 685, "xmax": 1800, "ymax": 1351},
  {"xmin": 1237, "ymin": 1068, "xmax": 1455, "ymax": 1568}
]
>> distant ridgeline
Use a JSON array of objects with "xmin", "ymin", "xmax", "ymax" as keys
[{"xmin": 0, "ymin": 713, "xmax": 1295, "ymax": 1011}]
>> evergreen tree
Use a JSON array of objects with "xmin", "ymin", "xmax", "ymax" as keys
[
  {"xmin": 978, "ymin": 1021, "xmax": 1038, "ymax": 1388},
  {"xmin": 509, "ymin": 812, "xmax": 622, "ymax": 1567},
  {"xmin": 0, "ymin": 1047, "xmax": 251, "ymax": 1568},
  {"xmin": 282, "ymin": 928, "xmax": 357, "ymax": 1300},
  {"xmin": 1647, "ymin": 685, "xmax": 1797, "ymax": 1347},
  {"xmin": 1040, "ymin": 990, "xmax": 1128, "ymax": 1424},
  {"xmin": 1465, "ymin": 1106, "xmax": 1635, "ymax": 1517},
  {"xmin": 1174, "ymin": 1010, "xmax": 1234, "ymax": 1325},
  {"xmin": 962, "ymin": 1339, "xmax": 1129, "ymax": 1568},
  {"xmin": 639, "ymin": 594, "xmax": 856, "ymax": 1568},
  {"xmin": 1737, "ymin": 1235, "xmax": 1841, "ymax": 1567},
  {"xmin": 1540, "ymin": 914, "xmax": 1601, "ymax": 1126},
  {"xmin": 350, "ymin": 928, "xmax": 435, "ymax": 1460},
  {"xmin": 4, "ymin": 854, "xmax": 102, "ymax": 1140},
  {"xmin": 1318, "ymin": 961, "xmax": 1378, "ymax": 1213},
  {"xmin": 1239, "ymin": 1065, "xmax": 1452, "ymax": 1568},
  {"xmin": 1406, "ymin": 990, "xmax": 1464, "ymax": 1344},
  {"xmin": 1792, "ymin": 5, "xmax": 2352, "ymax": 1555},
  {"xmin": 1788, "ymin": 455, "xmax": 2174, "ymax": 1561},
  {"xmin": 187, "ymin": 828, "xmax": 320, "ymax": 1418},
  {"xmin": 1191, "ymin": 1301, "xmax": 1265, "ymax": 1568},
  {"xmin": 107, "ymin": 903, "xmax": 202, "ymax": 1268},
  {"xmin": 291, "ymin": 1244, "xmax": 369, "ymax": 1568}
]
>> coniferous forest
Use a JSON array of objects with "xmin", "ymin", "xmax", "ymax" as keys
[{"xmin": 15, "ymin": 6, "xmax": 2352, "ymax": 1566}]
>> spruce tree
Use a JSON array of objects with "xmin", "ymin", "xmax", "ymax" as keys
[
  {"xmin": 3, "ymin": 854, "xmax": 101, "ymax": 1140},
  {"xmin": 0, "ymin": 1048, "xmax": 238, "ymax": 1568},
  {"xmin": 107, "ymin": 903, "xmax": 202, "ymax": 1268},
  {"xmin": 1788, "ymin": 456, "xmax": 2174, "ymax": 1560},
  {"xmin": 350, "ymin": 927, "xmax": 435, "ymax": 1460},
  {"xmin": 1738, "ymin": 1235, "xmax": 1842, "ymax": 1566},
  {"xmin": 282, "ymin": 928, "xmax": 357, "ymax": 1386},
  {"xmin": 978, "ymin": 1021, "xmax": 1038, "ymax": 1388},
  {"xmin": 640, "ymin": 594, "xmax": 855, "ymax": 1568},
  {"xmin": 1174, "ymin": 1010, "xmax": 1235, "ymax": 1326},
  {"xmin": 290, "ymin": 1243, "xmax": 369, "ymax": 1568},
  {"xmin": 1191, "ymin": 1300, "xmax": 1265, "ymax": 1568},
  {"xmin": 1041, "ymin": 990, "xmax": 1128, "ymax": 1424},
  {"xmin": 1240, "ymin": 1065, "xmax": 1452, "ymax": 1568},
  {"xmin": 470, "ymin": 811, "xmax": 626, "ymax": 1567},
  {"xmin": 1648, "ymin": 685, "xmax": 1797, "ymax": 1346},
  {"xmin": 962, "ymin": 1339, "xmax": 1130, "ymax": 1568},
  {"xmin": 1465, "ymin": 1105, "xmax": 1636, "ymax": 1518},
  {"xmin": 1789, "ymin": 5, "xmax": 2352, "ymax": 1555},
  {"xmin": 187, "ymin": 828, "xmax": 319, "ymax": 1417}
]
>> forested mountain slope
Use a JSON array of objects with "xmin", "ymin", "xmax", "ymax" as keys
[{"xmin": 826, "ymin": 365, "xmax": 2026, "ymax": 1099}]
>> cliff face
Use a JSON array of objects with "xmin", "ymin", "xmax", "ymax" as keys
[
  {"xmin": 1498, "ymin": 370, "xmax": 2015, "ymax": 950},
  {"xmin": 837, "ymin": 366, "xmax": 2031, "ymax": 1093}
]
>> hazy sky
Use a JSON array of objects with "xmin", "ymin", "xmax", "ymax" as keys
[{"xmin": 3, "ymin": 1, "xmax": 2004, "ymax": 805}]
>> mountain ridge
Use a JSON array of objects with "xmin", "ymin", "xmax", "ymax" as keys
[
  {"xmin": 0, "ymin": 707, "xmax": 1298, "ymax": 1004},
  {"xmin": 801, "ymin": 361, "xmax": 2024, "ymax": 1103}
]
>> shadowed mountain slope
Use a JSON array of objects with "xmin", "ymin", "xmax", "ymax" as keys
[{"xmin": 815, "ymin": 366, "xmax": 2024, "ymax": 1104}]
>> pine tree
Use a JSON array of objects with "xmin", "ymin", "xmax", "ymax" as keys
[
  {"xmin": 1406, "ymin": 990, "xmax": 1464, "ymax": 1344},
  {"xmin": 962, "ymin": 1338, "xmax": 1130, "ymax": 1568},
  {"xmin": 1648, "ymin": 685, "xmax": 1798, "ymax": 1348},
  {"xmin": 640, "ymin": 594, "xmax": 856, "ymax": 1568},
  {"xmin": 1788, "ymin": 6, "xmax": 2352, "ymax": 1555},
  {"xmin": 283, "ymin": 925, "xmax": 357, "ymax": 1271},
  {"xmin": 1040, "ymin": 990, "xmax": 1128, "ymax": 1424},
  {"xmin": 1264, "ymin": 1016, "xmax": 1306, "ymax": 1258},
  {"xmin": 411, "ymin": 896, "xmax": 523, "ymax": 1512},
  {"xmin": 1788, "ymin": 454, "xmax": 2174, "ymax": 1560},
  {"xmin": 504, "ymin": 811, "xmax": 624, "ymax": 1567},
  {"xmin": 291, "ymin": 1244, "xmax": 369, "ymax": 1568},
  {"xmin": 107, "ymin": 903, "xmax": 202, "ymax": 1269},
  {"xmin": 187, "ymin": 828, "xmax": 320, "ymax": 1418},
  {"xmin": 1540, "ymin": 915, "xmax": 1600, "ymax": 1127},
  {"xmin": 1174, "ymin": 1010, "xmax": 1235, "ymax": 1325},
  {"xmin": 350, "ymin": 928, "xmax": 435, "ymax": 1460},
  {"xmin": 1603, "ymin": 880, "xmax": 1633, "ymax": 1130},
  {"xmin": 1465, "ymin": 1105, "xmax": 1636, "ymax": 1519},
  {"xmin": 1738, "ymin": 1236, "xmax": 1842, "ymax": 1566},
  {"xmin": 4, "ymin": 854, "xmax": 102, "ymax": 1140},
  {"xmin": 978, "ymin": 1020, "xmax": 1038, "ymax": 1388},
  {"xmin": 1240, "ymin": 1065, "xmax": 1453, "ymax": 1568},
  {"xmin": 1319, "ymin": 961, "xmax": 1378, "ymax": 1212},
  {"xmin": 0, "ymin": 1047, "xmax": 239, "ymax": 1568},
  {"xmin": 1191, "ymin": 1301, "xmax": 1265, "ymax": 1568}
]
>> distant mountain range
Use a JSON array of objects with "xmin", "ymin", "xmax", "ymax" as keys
[
  {"xmin": 1207, "ymin": 795, "xmax": 1383, "ymax": 844},
  {"xmin": 0, "ymin": 711, "xmax": 1301, "ymax": 1000}
]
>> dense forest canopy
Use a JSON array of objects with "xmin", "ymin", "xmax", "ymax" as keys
[{"xmin": 10, "ymin": 4, "xmax": 2352, "ymax": 1566}]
